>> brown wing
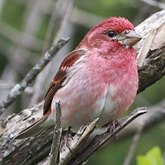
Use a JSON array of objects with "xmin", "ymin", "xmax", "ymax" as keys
[{"xmin": 43, "ymin": 49, "xmax": 85, "ymax": 115}]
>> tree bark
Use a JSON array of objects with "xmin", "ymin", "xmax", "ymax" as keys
[{"xmin": 0, "ymin": 9, "xmax": 165, "ymax": 165}]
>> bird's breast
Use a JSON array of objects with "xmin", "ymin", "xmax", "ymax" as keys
[{"xmin": 50, "ymin": 54, "xmax": 138, "ymax": 130}]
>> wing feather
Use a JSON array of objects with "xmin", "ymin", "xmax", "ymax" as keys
[{"xmin": 43, "ymin": 49, "xmax": 85, "ymax": 115}]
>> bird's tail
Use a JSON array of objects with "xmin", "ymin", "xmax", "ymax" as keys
[{"xmin": 16, "ymin": 116, "xmax": 49, "ymax": 139}]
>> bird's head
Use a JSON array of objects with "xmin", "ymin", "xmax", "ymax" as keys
[{"xmin": 79, "ymin": 17, "xmax": 141, "ymax": 49}]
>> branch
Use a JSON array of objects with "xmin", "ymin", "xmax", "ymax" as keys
[
  {"xmin": 49, "ymin": 101, "xmax": 62, "ymax": 165},
  {"xmin": 0, "ymin": 0, "xmax": 75, "ymax": 115},
  {"xmin": 67, "ymin": 108, "xmax": 148, "ymax": 165},
  {"xmin": 0, "ymin": 38, "xmax": 69, "ymax": 115},
  {"xmin": 42, "ymin": 0, "xmax": 73, "ymax": 53},
  {"xmin": 30, "ymin": 0, "xmax": 75, "ymax": 105},
  {"xmin": 138, "ymin": 44, "xmax": 165, "ymax": 93},
  {"xmin": 0, "ymin": 9, "xmax": 165, "ymax": 165},
  {"xmin": 118, "ymin": 100, "xmax": 165, "ymax": 139},
  {"xmin": 123, "ymin": 127, "xmax": 143, "ymax": 165},
  {"xmin": 1, "ymin": 101, "xmax": 165, "ymax": 165},
  {"xmin": 0, "ymin": 21, "xmax": 43, "ymax": 51},
  {"xmin": 140, "ymin": 0, "xmax": 165, "ymax": 9}
]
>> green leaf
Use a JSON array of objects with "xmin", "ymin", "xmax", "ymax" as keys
[{"xmin": 136, "ymin": 146, "xmax": 164, "ymax": 165}]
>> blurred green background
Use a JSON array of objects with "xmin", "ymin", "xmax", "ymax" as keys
[{"xmin": 0, "ymin": 0, "xmax": 164, "ymax": 164}]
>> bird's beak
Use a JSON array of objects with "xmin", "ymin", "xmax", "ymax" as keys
[{"xmin": 124, "ymin": 30, "xmax": 142, "ymax": 47}]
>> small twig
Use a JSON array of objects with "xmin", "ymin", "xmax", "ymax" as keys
[
  {"xmin": 30, "ymin": 0, "xmax": 75, "ymax": 105},
  {"xmin": 123, "ymin": 126, "xmax": 143, "ymax": 165},
  {"xmin": 71, "ymin": 8, "xmax": 103, "ymax": 28},
  {"xmin": 53, "ymin": 0, "xmax": 75, "ymax": 44},
  {"xmin": 29, "ymin": 0, "xmax": 59, "ymax": 106},
  {"xmin": 68, "ymin": 107, "xmax": 148, "ymax": 165},
  {"xmin": 42, "ymin": 0, "xmax": 62, "ymax": 53},
  {"xmin": 137, "ymin": 44, "xmax": 165, "ymax": 93},
  {"xmin": 140, "ymin": 0, "xmax": 165, "ymax": 9},
  {"xmin": 0, "ymin": 20, "xmax": 43, "ymax": 51},
  {"xmin": 60, "ymin": 118, "xmax": 99, "ymax": 165},
  {"xmin": 0, "ymin": 80, "xmax": 14, "ymax": 89},
  {"xmin": 0, "ymin": 38, "xmax": 69, "ymax": 115},
  {"xmin": 49, "ymin": 100, "xmax": 62, "ymax": 165}
]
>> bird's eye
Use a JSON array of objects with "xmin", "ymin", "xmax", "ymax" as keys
[{"xmin": 107, "ymin": 30, "xmax": 117, "ymax": 38}]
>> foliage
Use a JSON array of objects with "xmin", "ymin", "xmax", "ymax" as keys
[{"xmin": 136, "ymin": 146, "xmax": 164, "ymax": 165}]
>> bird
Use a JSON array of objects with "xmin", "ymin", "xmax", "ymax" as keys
[{"xmin": 16, "ymin": 16, "xmax": 141, "ymax": 139}]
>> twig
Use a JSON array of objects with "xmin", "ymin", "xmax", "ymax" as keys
[
  {"xmin": 0, "ymin": 38, "xmax": 69, "ymax": 115},
  {"xmin": 0, "ymin": 21, "xmax": 43, "ymax": 51},
  {"xmin": 30, "ymin": 0, "xmax": 75, "ymax": 105},
  {"xmin": 49, "ymin": 100, "xmax": 62, "ymax": 165},
  {"xmin": 2, "ymin": 102, "xmax": 165, "ymax": 164},
  {"xmin": 0, "ymin": 8, "xmax": 165, "ymax": 165},
  {"xmin": 68, "ymin": 107, "xmax": 148, "ymax": 165},
  {"xmin": 43, "ymin": 0, "xmax": 75, "ymax": 51},
  {"xmin": 0, "ymin": 81, "xmax": 14, "ymax": 89},
  {"xmin": 29, "ymin": 0, "xmax": 60, "ymax": 106},
  {"xmin": 60, "ymin": 118, "xmax": 99, "ymax": 165},
  {"xmin": 137, "ymin": 44, "xmax": 165, "ymax": 93},
  {"xmin": 53, "ymin": 0, "xmax": 75, "ymax": 44},
  {"xmin": 140, "ymin": 0, "xmax": 165, "ymax": 9},
  {"xmin": 42, "ymin": 0, "xmax": 62, "ymax": 53},
  {"xmin": 123, "ymin": 126, "xmax": 143, "ymax": 165},
  {"xmin": 71, "ymin": 8, "xmax": 103, "ymax": 28}
]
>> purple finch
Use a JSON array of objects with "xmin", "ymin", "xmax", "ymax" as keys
[{"xmin": 17, "ymin": 17, "xmax": 141, "ymax": 138}]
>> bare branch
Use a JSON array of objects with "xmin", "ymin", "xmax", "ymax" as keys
[
  {"xmin": 30, "ymin": 0, "xmax": 75, "ymax": 105},
  {"xmin": 0, "ymin": 38, "xmax": 69, "ymax": 115},
  {"xmin": 67, "ymin": 108, "xmax": 148, "ymax": 165},
  {"xmin": 60, "ymin": 118, "xmax": 99, "ymax": 165},
  {"xmin": 123, "ymin": 127, "xmax": 143, "ymax": 165},
  {"xmin": 138, "ymin": 44, "xmax": 165, "ymax": 93},
  {"xmin": 42, "ymin": 0, "xmax": 65, "ymax": 53},
  {"xmin": 0, "ymin": 21, "xmax": 43, "ymax": 51},
  {"xmin": 71, "ymin": 8, "xmax": 103, "ymax": 28},
  {"xmin": 1, "ymin": 101, "xmax": 165, "ymax": 164},
  {"xmin": 140, "ymin": 0, "xmax": 165, "ymax": 9},
  {"xmin": 0, "ymin": 9, "xmax": 165, "ymax": 165},
  {"xmin": 118, "ymin": 100, "xmax": 165, "ymax": 139},
  {"xmin": 49, "ymin": 101, "xmax": 62, "ymax": 165}
]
